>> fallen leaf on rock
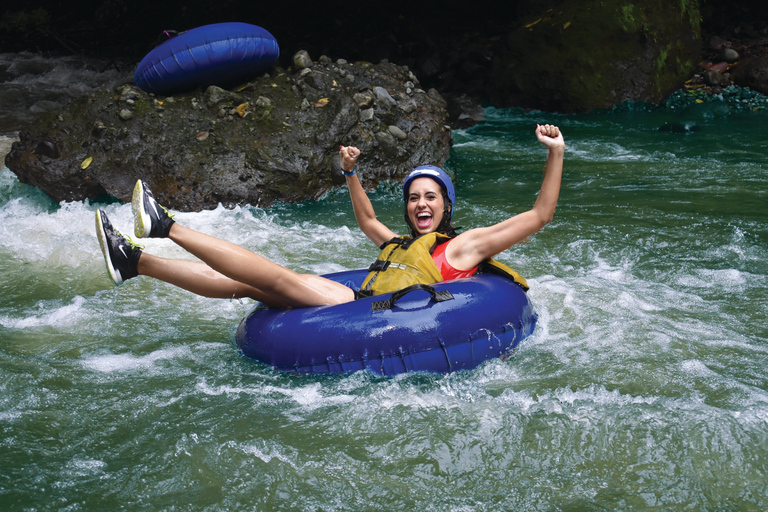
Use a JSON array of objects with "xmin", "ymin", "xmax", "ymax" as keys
[
  {"xmin": 706, "ymin": 62, "xmax": 729, "ymax": 73},
  {"xmin": 525, "ymin": 18, "xmax": 541, "ymax": 28},
  {"xmin": 196, "ymin": 131, "xmax": 209, "ymax": 141},
  {"xmin": 236, "ymin": 103, "xmax": 249, "ymax": 117},
  {"xmin": 81, "ymin": 156, "xmax": 93, "ymax": 169},
  {"xmin": 313, "ymin": 98, "xmax": 330, "ymax": 107}
]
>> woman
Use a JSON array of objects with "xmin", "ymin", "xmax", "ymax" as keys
[{"xmin": 96, "ymin": 124, "xmax": 564, "ymax": 308}]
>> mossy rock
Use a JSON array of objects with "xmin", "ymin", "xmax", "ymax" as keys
[
  {"xmin": 5, "ymin": 57, "xmax": 451, "ymax": 210},
  {"xmin": 489, "ymin": 0, "xmax": 701, "ymax": 112}
]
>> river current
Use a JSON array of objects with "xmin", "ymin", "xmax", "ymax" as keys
[{"xmin": 1, "ymin": 52, "xmax": 767, "ymax": 511}]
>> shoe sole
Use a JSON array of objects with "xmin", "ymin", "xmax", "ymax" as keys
[
  {"xmin": 95, "ymin": 210, "xmax": 123, "ymax": 285},
  {"xmin": 132, "ymin": 180, "xmax": 150, "ymax": 238}
]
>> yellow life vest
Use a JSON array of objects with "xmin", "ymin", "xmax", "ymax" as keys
[{"xmin": 360, "ymin": 232, "xmax": 529, "ymax": 296}]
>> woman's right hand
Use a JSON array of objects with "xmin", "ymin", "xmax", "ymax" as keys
[{"xmin": 339, "ymin": 146, "xmax": 361, "ymax": 173}]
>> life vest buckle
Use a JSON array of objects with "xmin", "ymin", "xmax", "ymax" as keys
[{"xmin": 368, "ymin": 260, "xmax": 390, "ymax": 272}]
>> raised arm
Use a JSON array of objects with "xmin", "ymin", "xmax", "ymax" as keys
[
  {"xmin": 340, "ymin": 146, "xmax": 397, "ymax": 247},
  {"xmin": 446, "ymin": 124, "xmax": 565, "ymax": 270}
]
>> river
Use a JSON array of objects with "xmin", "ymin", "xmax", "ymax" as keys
[{"xmin": 1, "ymin": 52, "xmax": 767, "ymax": 511}]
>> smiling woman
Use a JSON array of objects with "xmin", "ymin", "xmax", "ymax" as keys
[
  {"xmin": 404, "ymin": 166, "xmax": 456, "ymax": 237},
  {"xmin": 95, "ymin": 125, "xmax": 564, "ymax": 310},
  {"xmin": 231, "ymin": 128, "xmax": 560, "ymax": 373},
  {"xmin": 343, "ymin": 124, "xmax": 565, "ymax": 287},
  {"xmin": 408, "ymin": 179, "xmax": 445, "ymax": 233}
]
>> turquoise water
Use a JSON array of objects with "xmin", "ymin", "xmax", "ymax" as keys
[{"xmin": 1, "ymin": 94, "xmax": 767, "ymax": 510}]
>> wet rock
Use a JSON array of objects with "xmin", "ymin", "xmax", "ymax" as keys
[
  {"xmin": 353, "ymin": 92, "xmax": 374, "ymax": 109},
  {"xmin": 719, "ymin": 47, "xmax": 740, "ymax": 63},
  {"xmin": 388, "ymin": 125, "xmax": 407, "ymax": 140},
  {"xmin": 293, "ymin": 50, "xmax": 313, "ymax": 70},
  {"xmin": 204, "ymin": 86, "xmax": 245, "ymax": 107},
  {"xmin": 360, "ymin": 108, "xmax": 375, "ymax": 122},
  {"xmin": 427, "ymin": 88, "xmax": 447, "ymax": 108},
  {"xmin": 5, "ymin": 54, "xmax": 450, "ymax": 211},
  {"xmin": 488, "ymin": 0, "xmax": 701, "ymax": 112},
  {"xmin": 119, "ymin": 86, "xmax": 141, "ymax": 102},
  {"xmin": 708, "ymin": 36, "xmax": 729, "ymax": 50},
  {"xmin": 34, "ymin": 140, "xmax": 59, "ymax": 159},
  {"xmin": 375, "ymin": 130, "xmax": 399, "ymax": 157},
  {"xmin": 444, "ymin": 93, "xmax": 485, "ymax": 129},
  {"xmin": 704, "ymin": 69, "xmax": 727, "ymax": 86},
  {"xmin": 92, "ymin": 121, "xmax": 106, "ymax": 137},
  {"xmin": 732, "ymin": 54, "xmax": 768, "ymax": 96},
  {"xmin": 373, "ymin": 86, "xmax": 397, "ymax": 108},
  {"xmin": 398, "ymin": 99, "xmax": 418, "ymax": 114}
]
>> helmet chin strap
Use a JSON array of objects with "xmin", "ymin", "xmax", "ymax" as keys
[{"xmin": 433, "ymin": 201, "xmax": 452, "ymax": 234}]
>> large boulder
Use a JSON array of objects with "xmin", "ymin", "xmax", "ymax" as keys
[
  {"xmin": 5, "ymin": 54, "xmax": 451, "ymax": 210},
  {"xmin": 732, "ymin": 54, "xmax": 768, "ymax": 96},
  {"xmin": 486, "ymin": 0, "xmax": 702, "ymax": 112}
]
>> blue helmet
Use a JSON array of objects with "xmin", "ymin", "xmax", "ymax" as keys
[{"xmin": 402, "ymin": 165, "xmax": 456, "ymax": 221}]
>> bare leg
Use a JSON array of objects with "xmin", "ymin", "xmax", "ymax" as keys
[
  {"xmin": 166, "ymin": 224, "xmax": 355, "ymax": 308},
  {"xmin": 137, "ymin": 253, "xmax": 291, "ymax": 307}
]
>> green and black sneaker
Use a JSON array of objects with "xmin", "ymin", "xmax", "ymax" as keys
[
  {"xmin": 132, "ymin": 179, "xmax": 175, "ymax": 238},
  {"xmin": 95, "ymin": 209, "xmax": 142, "ymax": 285}
]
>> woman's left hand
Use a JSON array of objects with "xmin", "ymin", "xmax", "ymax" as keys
[{"xmin": 535, "ymin": 124, "xmax": 565, "ymax": 152}]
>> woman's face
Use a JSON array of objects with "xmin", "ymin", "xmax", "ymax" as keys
[{"xmin": 406, "ymin": 177, "xmax": 447, "ymax": 235}]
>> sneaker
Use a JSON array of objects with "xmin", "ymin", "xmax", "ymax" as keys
[
  {"xmin": 95, "ymin": 209, "xmax": 142, "ymax": 285},
  {"xmin": 132, "ymin": 179, "xmax": 175, "ymax": 238}
]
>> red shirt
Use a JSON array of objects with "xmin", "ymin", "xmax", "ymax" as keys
[{"xmin": 431, "ymin": 239, "xmax": 478, "ymax": 281}]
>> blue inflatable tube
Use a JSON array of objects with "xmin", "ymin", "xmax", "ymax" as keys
[
  {"xmin": 134, "ymin": 22, "xmax": 280, "ymax": 94},
  {"xmin": 236, "ymin": 270, "xmax": 537, "ymax": 376}
]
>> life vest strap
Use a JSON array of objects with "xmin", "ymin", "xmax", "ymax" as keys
[
  {"xmin": 371, "ymin": 283, "xmax": 454, "ymax": 312},
  {"xmin": 379, "ymin": 237, "xmax": 408, "ymax": 250}
]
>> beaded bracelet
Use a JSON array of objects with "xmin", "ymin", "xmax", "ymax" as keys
[{"xmin": 342, "ymin": 169, "xmax": 357, "ymax": 176}]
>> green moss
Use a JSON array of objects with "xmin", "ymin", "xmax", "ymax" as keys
[
  {"xmin": 492, "ymin": 0, "xmax": 704, "ymax": 111},
  {"xmin": 131, "ymin": 98, "xmax": 155, "ymax": 117},
  {"xmin": 656, "ymin": 49, "xmax": 669, "ymax": 77},
  {"xmin": 0, "ymin": 8, "xmax": 52, "ymax": 36},
  {"xmin": 619, "ymin": 4, "xmax": 638, "ymax": 32},
  {"xmin": 679, "ymin": 0, "xmax": 703, "ymax": 35}
]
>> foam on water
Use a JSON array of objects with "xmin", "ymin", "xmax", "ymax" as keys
[
  {"xmin": 0, "ymin": 295, "xmax": 88, "ymax": 329},
  {"xmin": 81, "ymin": 345, "xmax": 195, "ymax": 374}
]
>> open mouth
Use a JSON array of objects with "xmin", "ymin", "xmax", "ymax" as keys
[{"xmin": 416, "ymin": 211, "xmax": 433, "ymax": 229}]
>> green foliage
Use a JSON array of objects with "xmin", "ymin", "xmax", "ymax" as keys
[
  {"xmin": 619, "ymin": 4, "xmax": 641, "ymax": 32},
  {"xmin": 619, "ymin": 1, "xmax": 701, "ymax": 39},
  {"xmin": 0, "ymin": 8, "xmax": 53, "ymax": 39},
  {"xmin": 656, "ymin": 49, "xmax": 669, "ymax": 77},
  {"xmin": 680, "ymin": 0, "xmax": 703, "ymax": 35}
]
